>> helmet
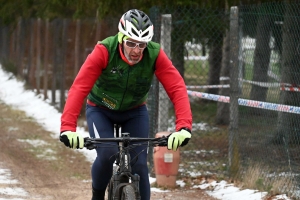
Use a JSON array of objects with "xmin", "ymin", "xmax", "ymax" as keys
[{"xmin": 118, "ymin": 9, "xmax": 154, "ymax": 43}]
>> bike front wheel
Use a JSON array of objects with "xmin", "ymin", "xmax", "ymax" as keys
[
  {"xmin": 121, "ymin": 185, "xmax": 136, "ymax": 200},
  {"xmin": 107, "ymin": 178, "xmax": 114, "ymax": 200}
]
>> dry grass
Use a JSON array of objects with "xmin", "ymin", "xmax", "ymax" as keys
[
  {"xmin": 240, "ymin": 163, "xmax": 266, "ymax": 190},
  {"xmin": 239, "ymin": 162, "xmax": 297, "ymax": 199}
]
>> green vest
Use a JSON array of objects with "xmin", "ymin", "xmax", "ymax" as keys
[{"xmin": 87, "ymin": 34, "xmax": 160, "ymax": 111}]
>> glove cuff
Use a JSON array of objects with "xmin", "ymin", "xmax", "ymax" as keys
[{"xmin": 180, "ymin": 127, "xmax": 191, "ymax": 134}]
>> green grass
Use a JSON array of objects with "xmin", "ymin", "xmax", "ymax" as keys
[
  {"xmin": 190, "ymin": 101, "xmax": 218, "ymax": 125},
  {"xmin": 184, "ymin": 59, "xmax": 209, "ymax": 86}
]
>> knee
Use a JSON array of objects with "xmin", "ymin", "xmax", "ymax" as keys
[
  {"xmin": 132, "ymin": 162, "xmax": 148, "ymax": 176},
  {"xmin": 96, "ymin": 145, "xmax": 118, "ymax": 162}
]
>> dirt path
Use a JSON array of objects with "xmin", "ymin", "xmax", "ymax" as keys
[{"xmin": 0, "ymin": 100, "xmax": 217, "ymax": 200}]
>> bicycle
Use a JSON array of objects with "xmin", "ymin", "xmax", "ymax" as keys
[{"xmin": 84, "ymin": 129, "xmax": 168, "ymax": 200}]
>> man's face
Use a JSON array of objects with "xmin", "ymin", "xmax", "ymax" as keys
[{"xmin": 123, "ymin": 38, "xmax": 147, "ymax": 64}]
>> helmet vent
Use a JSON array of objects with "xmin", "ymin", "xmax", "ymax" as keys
[
  {"xmin": 131, "ymin": 29, "xmax": 139, "ymax": 37},
  {"xmin": 118, "ymin": 9, "xmax": 154, "ymax": 42},
  {"xmin": 142, "ymin": 32, "xmax": 149, "ymax": 38}
]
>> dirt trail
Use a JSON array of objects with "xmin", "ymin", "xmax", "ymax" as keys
[{"xmin": 0, "ymin": 100, "xmax": 217, "ymax": 200}]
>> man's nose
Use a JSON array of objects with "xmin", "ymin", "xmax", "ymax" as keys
[{"xmin": 132, "ymin": 46, "xmax": 141, "ymax": 52}]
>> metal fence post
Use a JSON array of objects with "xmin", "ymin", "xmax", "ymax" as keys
[
  {"xmin": 158, "ymin": 14, "xmax": 172, "ymax": 132},
  {"xmin": 229, "ymin": 6, "xmax": 240, "ymax": 177}
]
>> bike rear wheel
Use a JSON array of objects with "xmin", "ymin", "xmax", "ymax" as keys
[{"xmin": 121, "ymin": 185, "xmax": 136, "ymax": 200}]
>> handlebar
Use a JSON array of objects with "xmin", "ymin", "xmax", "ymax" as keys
[{"xmin": 84, "ymin": 134, "xmax": 168, "ymax": 150}]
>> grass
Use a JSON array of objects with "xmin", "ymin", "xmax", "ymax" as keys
[
  {"xmin": 182, "ymin": 97, "xmax": 298, "ymax": 198},
  {"xmin": 184, "ymin": 59, "xmax": 209, "ymax": 86},
  {"xmin": 240, "ymin": 162, "xmax": 297, "ymax": 199},
  {"xmin": 170, "ymin": 99, "xmax": 230, "ymax": 184},
  {"xmin": 190, "ymin": 100, "xmax": 219, "ymax": 125}
]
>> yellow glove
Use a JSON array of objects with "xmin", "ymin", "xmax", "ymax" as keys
[
  {"xmin": 60, "ymin": 131, "xmax": 84, "ymax": 149},
  {"xmin": 167, "ymin": 129, "xmax": 191, "ymax": 151}
]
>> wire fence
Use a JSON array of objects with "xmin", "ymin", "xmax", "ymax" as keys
[
  {"xmin": 1, "ymin": 2, "xmax": 300, "ymax": 198},
  {"xmin": 235, "ymin": 3, "xmax": 300, "ymax": 198},
  {"xmin": 152, "ymin": 3, "xmax": 300, "ymax": 198}
]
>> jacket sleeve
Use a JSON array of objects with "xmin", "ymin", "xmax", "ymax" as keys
[
  {"xmin": 60, "ymin": 44, "xmax": 109, "ymax": 133},
  {"xmin": 154, "ymin": 48, "xmax": 192, "ymax": 131}
]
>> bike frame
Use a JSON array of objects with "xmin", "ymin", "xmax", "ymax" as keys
[
  {"xmin": 84, "ymin": 132, "xmax": 167, "ymax": 200},
  {"xmin": 112, "ymin": 132, "xmax": 141, "ymax": 199}
]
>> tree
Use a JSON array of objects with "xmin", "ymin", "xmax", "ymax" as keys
[
  {"xmin": 274, "ymin": 3, "xmax": 300, "ymax": 144},
  {"xmin": 216, "ymin": 2, "xmax": 230, "ymax": 125},
  {"xmin": 249, "ymin": 4, "xmax": 273, "ymax": 115}
]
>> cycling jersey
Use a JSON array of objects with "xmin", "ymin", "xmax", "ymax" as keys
[
  {"xmin": 61, "ymin": 34, "xmax": 192, "ymax": 132},
  {"xmin": 88, "ymin": 35, "xmax": 160, "ymax": 110}
]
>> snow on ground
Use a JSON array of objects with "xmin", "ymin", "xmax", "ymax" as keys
[{"xmin": 0, "ymin": 66, "xmax": 291, "ymax": 199}]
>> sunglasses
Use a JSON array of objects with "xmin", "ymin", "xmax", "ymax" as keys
[{"xmin": 124, "ymin": 39, "xmax": 147, "ymax": 49}]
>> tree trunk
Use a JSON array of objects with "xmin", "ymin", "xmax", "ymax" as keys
[
  {"xmin": 171, "ymin": 38, "xmax": 185, "ymax": 77},
  {"xmin": 74, "ymin": 19, "xmax": 81, "ymax": 78},
  {"xmin": 216, "ymin": 29, "xmax": 230, "ymax": 125},
  {"xmin": 59, "ymin": 19, "xmax": 68, "ymax": 111},
  {"xmin": 171, "ymin": 9, "xmax": 186, "ymax": 77},
  {"xmin": 249, "ymin": 13, "xmax": 273, "ymax": 115},
  {"xmin": 43, "ymin": 19, "xmax": 50, "ymax": 100},
  {"xmin": 36, "ymin": 18, "xmax": 41, "ymax": 94},
  {"xmin": 274, "ymin": 5, "xmax": 300, "ymax": 144},
  {"xmin": 28, "ymin": 19, "xmax": 35, "ymax": 86},
  {"xmin": 171, "ymin": 9, "xmax": 185, "ymax": 78},
  {"xmin": 205, "ymin": 40, "xmax": 223, "ymax": 95}
]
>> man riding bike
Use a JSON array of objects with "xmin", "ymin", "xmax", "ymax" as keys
[{"xmin": 59, "ymin": 9, "xmax": 192, "ymax": 200}]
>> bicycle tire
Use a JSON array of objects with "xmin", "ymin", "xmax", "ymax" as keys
[
  {"xmin": 121, "ymin": 185, "xmax": 136, "ymax": 200},
  {"xmin": 107, "ymin": 179, "xmax": 114, "ymax": 200}
]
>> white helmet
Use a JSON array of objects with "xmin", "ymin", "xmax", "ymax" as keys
[{"xmin": 118, "ymin": 9, "xmax": 154, "ymax": 43}]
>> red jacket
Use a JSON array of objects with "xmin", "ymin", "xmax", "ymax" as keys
[{"xmin": 60, "ymin": 44, "xmax": 192, "ymax": 133}]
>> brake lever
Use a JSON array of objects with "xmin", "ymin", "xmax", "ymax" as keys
[
  {"xmin": 157, "ymin": 135, "xmax": 168, "ymax": 147},
  {"xmin": 84, "ymin": 137, "xmax": 97, "ymax": 150}
]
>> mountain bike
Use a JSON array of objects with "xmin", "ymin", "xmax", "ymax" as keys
[{"xmin": 84, "ymin": 130, "xmax": 168, "ymax": 200}]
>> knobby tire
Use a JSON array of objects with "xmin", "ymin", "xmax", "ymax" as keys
[{"xmin": 121, "ymin": 185, "xmax": 136, "ymax": 200}]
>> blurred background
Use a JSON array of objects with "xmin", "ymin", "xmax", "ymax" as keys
[{"xmin": 1, "ymin": 0, "xmax": 300, "ymax": 199}]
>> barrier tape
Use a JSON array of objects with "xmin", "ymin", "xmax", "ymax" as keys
[
  {"xmin": 187, "ymin": 80, "xmax": 300, "ymax": 92},
  {"xmin": 280, "ymin": 83, "xmax": 300, "ymax": 92},
  {"xmin": 281, "ymin": 87, "xmax": 300, "ymax": 92},
  {"xmin": 241, "ymin": 79, "xmax": 280, "ymax": 88},
  {"xmin": 186, "ymin": 84, "xmax": 230, "ymax": 89},
  {"xmin": 220, "ymin": 76, "xmax": 230, "ymax": 81},
  {"xmin": 187, "ymin": 90, "xmax": 300, "ymax": 114}
]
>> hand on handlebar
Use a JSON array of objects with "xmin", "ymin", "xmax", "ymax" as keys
[
  {"xmin": 167, "ymin": 129, "xmax": 191, "ymax": 151},
  {"xmin": 60, "ymin": 131, "xmax": 84, "ymax": 149}
]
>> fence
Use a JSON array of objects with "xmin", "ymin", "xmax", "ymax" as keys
[
  {"xmin": 157, "ymin": 3, "xmax": 300, "ymax": 198},
  {"xmin": 1, "ymin": 2, "xmax": 300, "ymax": 198},
  {"xmin": 0, "ymin": 17, "xmax": 119, "ymax": 110}
]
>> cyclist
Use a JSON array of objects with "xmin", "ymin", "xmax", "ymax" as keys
[{"xmin": 60, "ymin": 9, "xmax": 192, "ymax": 200}]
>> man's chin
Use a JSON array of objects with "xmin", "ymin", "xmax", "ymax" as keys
[
  {"xmin": 129, "ymin": 57, "xmax": 141, "ymax": 64},
  {"xmin": 129, "ymin": 60, "xmax": 139, "ymax": 64}
]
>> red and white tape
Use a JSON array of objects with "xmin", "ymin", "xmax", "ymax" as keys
[
  {"xmin": 188, "ymin": 82, "xmax": 300, "ymax": 92},
  {"xmin": 186, "ymin": 84, "xmax": 230, "ymax": 89},
  {"xmin": 187, "ymin": 90, "xmax": 300, "ymax": 114}
]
